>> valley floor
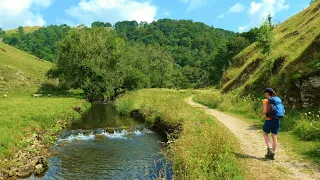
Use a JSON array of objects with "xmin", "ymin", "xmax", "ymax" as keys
[{"xmin": 188, "ymin": 98, "xmax": 320, "ymax": 180}]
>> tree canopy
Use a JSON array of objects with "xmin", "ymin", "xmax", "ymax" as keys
[{"xmin": 50, "ymin": 27, "xmax": 174, "ymax": 101}]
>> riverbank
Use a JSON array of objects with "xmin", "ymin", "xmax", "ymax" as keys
[
  {"xmin": 116, "ymin": 89, "xmax": 245, "ymax": 179},
  {"xmin": 0, "ymin": 95, "xmax": 90, "ymax": 179},
  {"xmin": 193, "ymin": 90, "xmax": 320, "ymax": 166}
]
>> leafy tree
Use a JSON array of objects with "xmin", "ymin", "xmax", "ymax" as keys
[
  {"xmin": 257, "ymin": 21, "xmax": 274, "ymax": 55},
  {"xmin": 105, "ymin": 22, "xmax": 112, "ymax": 27},
  {"xmin": 53, "ymin": 28, "xmax": 126, "ymax": 101},
  {"xmin": 0, "ymin": 28, "xmax": 5, "ymax": 38},
  {"xmin": 18, "ymin": 26, "xmax": 25, "ymax": 36},
  {"xmin": 91, "ymin": 21, "xmax": 105, "ymax": 28},
  {"xmin": 241, "ymin": 27, "xmax": 260, "ymax": 44},
  {"xmin": 51, "ymin": 28, "xmax": 175, "ymax": 100}
]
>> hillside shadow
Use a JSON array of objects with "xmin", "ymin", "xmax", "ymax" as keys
[{"xmin": 35, "ymin": 83, "xmax": 85, "ymax": 99}]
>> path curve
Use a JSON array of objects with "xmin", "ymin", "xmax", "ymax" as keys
[{"xmin": 187, "ymin": 97, "xmax": 320, "ymax": 180}]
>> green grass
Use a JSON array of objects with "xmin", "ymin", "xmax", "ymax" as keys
[
  {"xmin": 116, "ymin": 89, "xmax": 245, "ymax": 180},
  {"xmin": 5, "ymin": 26, "xmax": 41, "ymax": 34},
  {"xmin": 221, "ymin": 1, "xmax": 320, "ymax": 94},
  {"xmin": 0, "ymin": 96, "xmax": 89, "ymax": 160},
  {"xmin": 0, "ymin": 42, "xmax": 90, "ymax": 170},
  {"xmin": 193, "ymin": 90, "xmax": 320, "ymax": 165},
  {"xmin": 0, "ymin": 42, "xmax": 52, "ymax": 96}
]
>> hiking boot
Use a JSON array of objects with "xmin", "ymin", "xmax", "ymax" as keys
[{"xmin": 265, "ymin": 148, "xmax": 275, "ymax": 160}]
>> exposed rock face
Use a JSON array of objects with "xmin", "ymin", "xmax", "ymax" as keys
[{"xmin": 298, "ymin": 76, "xmax": 320, "ymax": 108}]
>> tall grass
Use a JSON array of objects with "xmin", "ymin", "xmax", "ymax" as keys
[
  {"xmin": 116, "ymin": 89, "xmax": 244, "ymax": 180},
  {"xmin": 0, "ymin": 96, "xmax": 89, "ymax": 161},
  {"xmin": 193, "ymin": 90, "xmax": 320, "ymax": 141}
]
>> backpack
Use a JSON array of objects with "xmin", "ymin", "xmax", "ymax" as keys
[{"xmin": 267, "ymin": 96, "xmax": 285, "ymax": 119}]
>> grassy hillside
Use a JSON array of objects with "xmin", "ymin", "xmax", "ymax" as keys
[
  {"xmin": 5, "ymin": 26, "xmax": 41, "ymax": 34},
  {"xmin": 221, "ymin": 1, "xmax": 320, "ymax": 107},
  {"xmin": 0, "ymin": 42, "xmax": 52, "ymax": 96},
  {"xmin": 0, "ymin": 43, "xmax": 89, "ymax": 173}
]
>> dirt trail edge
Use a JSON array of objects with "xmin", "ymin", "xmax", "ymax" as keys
[{"xmin": 187, "ymin": 97, "xmax": 320, "ymax": 180}]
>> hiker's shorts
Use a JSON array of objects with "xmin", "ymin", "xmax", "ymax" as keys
[{"xmin": 263, "ymin": 119, "xmax": 280, "ymax": 135}]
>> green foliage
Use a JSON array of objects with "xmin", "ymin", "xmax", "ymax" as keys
[
  {"xmin": 0, "ymin": 28, "xmax": 5, "ymax": 38},
  {"xmin": 257, "ymin": 21, "xmax": 274, "ymax": 55},
  {"xmin": 116, "ymin": 89, "xmax": 244, "ymax": 179},
  {"xmin": 51, "ymin": 28, "xmax": 174, "ymax": 101},
  {"xmin": 294, "ymin": 112, "xmax": 320, "ymax": 141},
  {"xmin": 3, "ymin": 25, "xmax": 71, "ymax": 61},
  {"xmin": 91, "ymin": 21, "xmax": 106, "ymax": 28},
  {"xmin": 4, "ymin": 19, "xmax": 235, "ymax": 88},
  {"xmin": 241, "ymin": 27, "xmax": 260, "ymax": 44},
  {"xmin": 209, "ymin": 36, "xmax": 250, "ymax": 84}
]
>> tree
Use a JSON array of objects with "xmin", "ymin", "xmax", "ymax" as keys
[
  {"xmin": 105, "ymin": 22, "xmax": 112, "ymax": 27},
  {"xmin": 91, "ymin": 21, "xmax": 105, "ymax": 28},
  {"xmin": 18, "ymin": 26, "xmax": 25, "ymax": 36},
  {"xmin": 257, "ymin": 21, "xmax": 273, "ymax": 55},
  {"xmin": 0, "ymin": 28, "xmax": 5, "ymax": 38},
  {"xmin": 54, "ymin": 28, "xmax": 126, "ymax": 101},
  {"xmin": 267, "ymin": 14, "xmax": 273, "ymax": 27}
]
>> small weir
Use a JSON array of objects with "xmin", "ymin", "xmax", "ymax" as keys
[{"xmin": 29, "ymin": 104, "xmax": 172, "ymax": 180}]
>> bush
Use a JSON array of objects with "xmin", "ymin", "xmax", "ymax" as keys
[{"xmin": 293, "ymin": 112, "xmax": 320, "ymax": 141}]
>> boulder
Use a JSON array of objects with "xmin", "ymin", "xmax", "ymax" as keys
[
  {"xmin": 34, "ymin": 164, "xmax": 46, "ymax": 176},
  {"xmin": 17, "ymin": 164, "xmax": 34, "ymax": 177}
]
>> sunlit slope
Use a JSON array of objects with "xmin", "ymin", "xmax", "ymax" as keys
[
  {"xmin": 0, "ymin": 42, "xmax": 52, "ymax": 95},
  {"xmin": 221, "ymin": 1, "xmax": 320, "ymax": 107},
  {"xmin": 5, "ymin": 26, "xmax": 41, "ymax": 34}
]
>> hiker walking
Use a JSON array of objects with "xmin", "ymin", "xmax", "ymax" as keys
[{"xmin": 260, "ymin": 88, "xmax": 285, "ymax": 160}]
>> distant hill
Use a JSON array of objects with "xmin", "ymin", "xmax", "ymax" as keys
[
  {"xmin": 221, "ymin": 1, "xmax": 320, "ymax": 108},
  {"xmin": 0, "ymin": 42, "xmax": 52, "ymax": 96},
  {"xmin": 5, "ymin": 26, "xmax": 41, "ymax": 34}
]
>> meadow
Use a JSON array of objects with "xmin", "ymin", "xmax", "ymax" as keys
[
  {"xmin": 0, "ymin": 96, "xmax": 89, "ymax": 167},
  {"xmin": 193, "ymin": 90, "xmax": 320, "ymax": 164},
  {"xmin": 116, "ymin": 89, "xmax": 245, "ymax": 180},
  {"xmin": 0, "ymin": 41, "xmax": 90, "ymax": 170}
]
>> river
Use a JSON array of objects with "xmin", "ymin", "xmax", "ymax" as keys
[{"xmin": 28, "ymin": 104, "xmax": 172, "ymax": 180}]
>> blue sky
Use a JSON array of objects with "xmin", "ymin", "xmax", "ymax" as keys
[{"xmin": 0, "ymin": 0, "xmax": 311, "ymax": 32}]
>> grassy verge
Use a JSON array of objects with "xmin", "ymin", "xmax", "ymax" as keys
[
  {"xmin": 116, "ymin": 89, "xmax": 245, "ymax": 179},
  {"xmin": 193, "ymin": 90, "xmax": 320, "ymax": 165},
  {"xmin": 0, "ymin": 94, "xmax": 90, "ymax": 169}
]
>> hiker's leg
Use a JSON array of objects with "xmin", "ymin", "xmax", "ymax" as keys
[
  {"xmin": 263, "ymin": 132, "xmax": 272, "ymax": 148},
  {"xmin": 272, "ymin": 134, "xmax": 278, "ymax": 152}
]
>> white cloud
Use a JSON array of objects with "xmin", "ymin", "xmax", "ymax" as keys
[
  {"xmin": 240, "ymin": 0, "xmax": 289, "ymax": 32},
  {"xmin": 179, "ymin": 0, "xmax": 206, "ymax": 12},
  {"xmin": 216, "ymin": 13, "xmax": 224, "ymax": 19},
  {"xmin": 66, "ymin": 0, "xmax": 157, "ymax": 25},
  {"xmin": 229, "ymin": 3, "xmax": 245, "ymax": 13},
  {"xmin": 249, "ymin": 2, "xmax": 262, "ymax": 14},
  {"xmin": 238, "ymin": 25, "xmax": 249, "ymax": 32},
  {"xmin": 0, "ymin": 0, "xmax": 51, "ymax": 30},
  {"xmin": 249, "ymin": 0, "xmax": 289, "ymax": 21}
]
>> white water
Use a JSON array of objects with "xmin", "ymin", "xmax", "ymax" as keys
[{"xmin": 58, "ymin": 128, "xmax": 154, "ymax": 142}]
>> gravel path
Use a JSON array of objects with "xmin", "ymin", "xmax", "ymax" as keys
[{"xmin": 187, "ymin": 97, "xmax": 320, "ymax": 180}]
